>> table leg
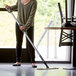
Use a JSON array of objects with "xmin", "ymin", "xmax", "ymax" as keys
[
  {"xmin": 73, "ymin": 30, "xmax": 76, "ymax": 67},
  {"xmin": 63, "ymin": 30, "xmax": 76, "ymax": 70}
]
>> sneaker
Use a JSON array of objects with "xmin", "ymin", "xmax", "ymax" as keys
[
  {"xmin": 32, "ymin": 63, "xmax": 37, "ymax": 68},
  {"xmin": 13, "ymin": 62, "xmax": 21, "ymax": 66}
]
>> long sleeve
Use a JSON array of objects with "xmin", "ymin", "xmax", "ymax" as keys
[
  {"xmin": 24, "ymin": 1, "xmax": 37, "ymax": 30},
  {"xmin": 10, "ymin": 2, "xmax": 18, "ymax": 11}
]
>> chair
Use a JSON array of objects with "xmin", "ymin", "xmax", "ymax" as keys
[{"xmin": 58, "ymin": 2, "xmax": 73, "ymax": 47}]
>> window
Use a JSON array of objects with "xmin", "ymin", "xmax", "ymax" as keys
[
  {"xmin": 0, "ymin": 0, "xmax": 26, "ymax": 48},
  {"xmin": 0, "ymin": 0, "xmax": 17, "ymax": 8}
]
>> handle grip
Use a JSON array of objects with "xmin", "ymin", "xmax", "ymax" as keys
[{"xmin": 4, "ymin": 4, "xmax": 12, "ymax": 13}]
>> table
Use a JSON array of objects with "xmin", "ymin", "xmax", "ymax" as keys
[
  {"xmin": 45, "ymin": 27, "xmax": 76, "ymax": 70},
  {"xmin": 45, "ymin": 27, "xmax": 76, "ymax": 30}
]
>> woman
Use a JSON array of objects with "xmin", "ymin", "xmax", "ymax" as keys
[{"xmin": 5, "ymin": 0, "xmax": 37, "ymax": 68}]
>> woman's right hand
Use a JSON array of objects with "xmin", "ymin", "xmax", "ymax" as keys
[
  {"xmin": 5, "ymin": 4, "xmax": 12, "ymax": 12},
  {"xmin": 5, "ymin": 4, "xmax": 10, "ymax": 10}
]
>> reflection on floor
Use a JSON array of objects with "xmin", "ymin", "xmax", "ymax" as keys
[{"xmin": 0, "ymin": 63, "xmax": 76, "ymax": 76}]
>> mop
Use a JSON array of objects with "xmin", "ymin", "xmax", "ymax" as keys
[{"xmin": 5, "ymin": 4, "xmax": 58, "ymax": 70}]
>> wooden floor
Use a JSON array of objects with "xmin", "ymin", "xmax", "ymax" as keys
[{"xmin": 0, "ymin": 63, "xmax": 75, "ymax": 76}]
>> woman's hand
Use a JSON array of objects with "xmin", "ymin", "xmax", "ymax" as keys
[
  {"xmin": 19, "ymin": 26, "xmax": 25, "ymax": 31},
  {"xmin": 5, "ymin": 4, "xmax": 10, "ymax": 10},
  {"xmin": 5, "ymin": 4, "xmax": 12, "ymax": 12}
]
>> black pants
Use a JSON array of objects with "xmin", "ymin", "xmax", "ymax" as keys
[{"xmin": 16, "ymin": 23, "xmax": 35, "ymax": 63}]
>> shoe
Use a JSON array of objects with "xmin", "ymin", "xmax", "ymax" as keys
[
  {"xmin": 13, "ymin": 63, "xmax": 21, "ymax": 66},
  {"xmin": 32, "ymin": 64, "xmax": 37, "ymax": 68}
]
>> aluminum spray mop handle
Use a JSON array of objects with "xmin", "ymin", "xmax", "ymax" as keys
[{"xmin": 5, "ymin": 4, "xmax": 49, "ymax": 68}]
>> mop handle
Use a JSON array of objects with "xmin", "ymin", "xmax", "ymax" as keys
[{"xmin": 4, "ymin": 4, "xmax": 12, "ymax": 13}]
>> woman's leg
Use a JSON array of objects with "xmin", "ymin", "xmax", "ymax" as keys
[
  {"xmin": 26, "ymin": 26, "xmax": 35, "ymax": 63},
  {"xmin": 15, "ymin": 23, "xmax": 23, "ymax": 62}
]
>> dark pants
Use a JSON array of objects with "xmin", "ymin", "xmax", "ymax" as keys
[{"xmin": 16, "ymin": 23, "xmax": 35, "ymax": 63}]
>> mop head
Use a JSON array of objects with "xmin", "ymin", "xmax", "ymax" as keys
[{"xmin": 37, "ymin": 67, "xmax": 59, "ymax": 70}]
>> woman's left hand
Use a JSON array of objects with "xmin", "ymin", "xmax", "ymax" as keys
[{"xmin": 19, "ymin": 26, "xmax": 24, "ymax": 31}]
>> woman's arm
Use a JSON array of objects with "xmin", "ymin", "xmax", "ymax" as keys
[
  {"xmin": 24, "ymin": 1, "xmax": 37, "ymax": 30},
  {"xmin": 10, "ymin": 2, "xmax": 18, "ymax": 11}
]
